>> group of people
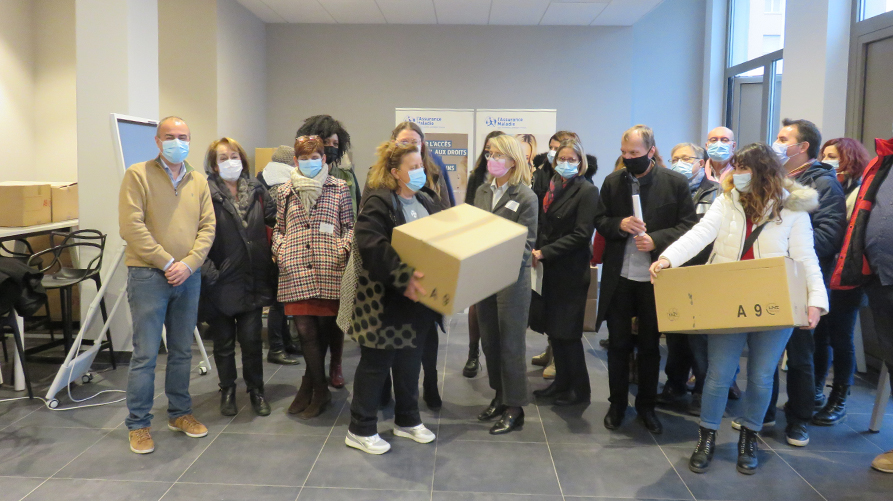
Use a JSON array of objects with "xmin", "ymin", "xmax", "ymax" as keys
[{"xmin": 117, "ymin": 113, "xmax": 893, "ymax": 477}]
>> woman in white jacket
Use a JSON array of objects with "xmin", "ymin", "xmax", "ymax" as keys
[{"xmin": 649, "ymin": 143, "xmax": 828, "ymax": 476}]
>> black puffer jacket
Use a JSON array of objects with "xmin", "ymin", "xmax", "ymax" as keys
[
  {"xmin": 200, "ymin": 172, "xmax": 277, "ymax": 318},
  {"xmin": 793, "ymin": 161, "xmax": 846, "ymax": 280}
]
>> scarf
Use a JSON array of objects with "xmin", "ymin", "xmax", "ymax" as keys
[
  {"xmin": 290, "ymin": 164, "xmax": 328, "ymax": 217},
  {"xmin": 215, "ymin": 175, "xmax": 252, "ymax": 225},
  {"xmin": 543, "ymin": 174, "xmax": 577, "ymax": 213},
  {"xmin": 688, "ymin": 168, "xmax": 706, "ymax": 193}
]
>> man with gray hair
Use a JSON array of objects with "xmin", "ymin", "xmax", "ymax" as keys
[{"xmin": 119, "ymin": 116, "xmax": 216, "ymax": 454}]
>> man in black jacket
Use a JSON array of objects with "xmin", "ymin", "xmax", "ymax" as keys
[
  {"xmin": 762, "ymin": 118, "xmax": 846, "ymax": 448},
  {"xmin": 595, "ymin": 125, "xmax": 697, "ymax": 434}
]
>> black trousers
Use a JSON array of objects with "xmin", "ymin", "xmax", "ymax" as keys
[
  {"xmin": 209, "ymin": 308, "xmax": 264, "ymax": 392},
  {"xmin": 422, "ymin": 326, "xmax": 439, "ymax": 387},
  {"xmin": 607, "ymin": 277, "xmax": 660, "ymax": 410},
  {"xmin": 349, "ymin": 324, "xmax": 433, "ymax": 437},
  {"xmin": 551, "ymin": 337, "xmax": 590, "ymax": 396},
  {"xmin": 665, "ymin": 334, "xmax": 694, "ymax": 394},
  {"xmin": 266, "ymin": 301, "xmax": 291, "ymax": 352},
  {"xmin": 866, "ymin": 280, "xmax": 893, "ymax": 371},
  {"xmin": 767, "ymin": 326, "xmax": 815, "ymax": 424}
]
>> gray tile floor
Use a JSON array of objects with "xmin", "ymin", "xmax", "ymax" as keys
[{"xmin": 1, "ymin": 315, "xmax": 893, "ymax": 500}]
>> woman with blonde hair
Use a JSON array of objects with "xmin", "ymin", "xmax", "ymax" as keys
[
  {"xmin": 200, "ymin": 137, "xmax": 276, "ymax": 417},
  {"xmin": 650, "ymin": 143, "xmax": 827, "ymax": 475},
  {"xmin": 344, "ymin": 141, "xmax": 443, "ymax": 454},
  {"xmin": 515, "ymin": 134, "xmax": 538, "ymax": 171},
  {"xmin": 473, "ymin": 135, "xmax": 538, "ymax": 434}
]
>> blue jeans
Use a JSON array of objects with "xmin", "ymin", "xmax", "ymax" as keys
[
  {"xmin": 125, "ymin": 267, "xmax": 201, "ymax": 430},
  {"xmin": 699, "ymin": 328, "xmax": 793, "ymax": 432}
]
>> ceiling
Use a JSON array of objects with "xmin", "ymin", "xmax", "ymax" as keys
[{"xmin": 236, "ymin": 0, "xmax": 666, "ymax": 26}]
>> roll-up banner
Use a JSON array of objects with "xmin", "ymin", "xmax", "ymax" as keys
[
  {"xmin": 475, "ymin": 109, "xmax": 557, "ymax": 168},
  {"xmin": 396, "ymin": 109, "xmax": 475, "ymax": 204}
]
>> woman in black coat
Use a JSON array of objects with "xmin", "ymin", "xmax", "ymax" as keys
[
  {"xmin": 531, "ymin": 139, "xmax": 599, "ymax": 406},
  {"xmin": 200, "ymin": 137, "xmax": 276, "ymax": 417}
]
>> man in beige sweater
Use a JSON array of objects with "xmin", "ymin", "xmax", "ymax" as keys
[{"xmin": 119, "ymin": 116, "xmax": 216, "ymax": 454}]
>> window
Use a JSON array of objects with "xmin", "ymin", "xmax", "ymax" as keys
[
  {"xmin": 725, "ymin": 0, "xmax": 785, "ymax": 144},
  {"xmin": 862, "ymin": 0, "xmax": 893, "ymax": 21}
]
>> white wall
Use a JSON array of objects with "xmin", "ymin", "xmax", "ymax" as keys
[
  {"xmin": 0, "ymin": 0, "xmax": 35, "ymax": 182},
  {"xmin": 266, "ymin": 0, "xmax": 706, "ymax": 190},
  {"xmin": 217, "ymin": 0, "xmax": 267, "ymax": 168}
]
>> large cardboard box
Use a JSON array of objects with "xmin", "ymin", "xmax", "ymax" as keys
[
  {"xmin": 254, "ymin": 147, "xmax": 274, "ymax": 176},
  {"xmin": 50, "ymin": 182, "xmax": 79, "ymax": 222},
  {"xmin": 583, "ymin": 266, "xmax": 599, "ymax": 331},
  {"xmin": 0, "ymin": 182, "xmax": 52, "ymax": 227},
  {"xmin": 391, "ymin": 204, "xmax": 527, "ymax": 315},
  {"xmin": 654, "ymin": 256, "xmax": 808, "ymax": 334}
]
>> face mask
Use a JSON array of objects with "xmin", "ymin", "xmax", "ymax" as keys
[
  {"xmin": 298, "ymin": 158, "xmax": 323, "ymax": 178},
  {"xmin": 623, "ymin": 154, "xmax": 651, "ymax": 176},
  {"xmin": 707, "ymin": 142, "xmax": 732, "ymax": 162},
  {"xmin": 547, "ymin": 149, "xmax": 556, "ymax": 163},
  {"xmin": 162, "ymin": 139, "xmax": 189, "ymax": 164},
  {"xmin": 218, "ymin": 159, "xmax": 242, "ymax": 181},
  {"xmin": 555, "ymin": 161, "xmax": 579, "ymax": 179},
  {"xmin": 671, "ymin": 160, "xmax": 694, "ymax": 178},
  {"xmin": 324, "ymin": 146, "xmax": 339, "ymax": 165},
  {"xmin": 404, "ymin": 167, "xmax": 427, "ymax": 193},
  {"xmin": 823, "ymin": 158, "xmax": 840, "ymax": 170},
  {"xmin": 487, "ymin": 157, "xmax": 510, "ymax": 178},
  {"xmin": 733, "ymin": 172, "xmax": 752, "ymax": 193},
  {"xmin": 772, "ymin": 141, "xmax": 800, "ymax": 165}
]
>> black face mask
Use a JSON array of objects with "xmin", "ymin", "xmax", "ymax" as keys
[
  {"xmin": 324, "ymin": 146, "xmax": 340, "ymax": 165},
  {"xmin": 623, "ymin": 154, "xmax": 652, "ymax": 176}
]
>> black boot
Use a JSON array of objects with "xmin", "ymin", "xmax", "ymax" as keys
[
  {"xmin": 463, "ymin": 344, "xmax": 481, "ymax": 378},
  {"xmin": 689, "ymin": 425, "xmax": 716, "ymax": 473},
  {"xmin": 423, "ymin": 378, "xmax": 443, "ymax": 410},
  {"xmin": 220, "ymin": 386, "xmax": 237, "ymax": 416},
  {"xmin": 249, "ymin": 389, "xmax": 271, "ymax": 416},
  {"xmin": 737, "ymin": 426, "xmax": 759, "ymax": 475},
  {"xmin": 814, "ymin": 385, "xmax": 828, "ymax": 411},
  {"xmin": 812, "ymin": 383, "xmax": 849, "ymax": 426}
]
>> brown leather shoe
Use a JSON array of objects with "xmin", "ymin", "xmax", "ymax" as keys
[
  {"xmin": 129, "ymin": 427, "xmax": 154, "ymax": 454},
  {"xmin": 288, "ymin": 376, "xmax": 313, "ymax": 415},
  {"xmin": 298, "ymin": 385, "xmax": 332, "ymax": 420},
  {"xmin": 329, "ymin": 364, "xmax": 345, "ymax": 389},
  {"xmin": 168, "ymin": 415, "xmax": 208, "ymax": 438}
]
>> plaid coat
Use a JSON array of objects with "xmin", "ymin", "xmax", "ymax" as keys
[{"xmin": 273, "ymin": 176, "xmax": 354, "ymax": 303}]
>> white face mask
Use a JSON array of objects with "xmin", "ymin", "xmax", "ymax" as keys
[
  {"xmin": 547, "ymin": 149, "xmax": 556, "ymax": 163},
  {"xmin": 218, "ymin": 159, "xmax": 242, "ymax": 181}
]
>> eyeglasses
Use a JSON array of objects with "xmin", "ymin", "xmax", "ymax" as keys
[
  {"xmin": 296, "ymin": 135, "xmax": 321, "ymax": 143},
  {"xmin": 397, "ymin": 139, "xmax": 422, "ymax": 147},
  {"xmin": 557, "ymin": 157, "xmax": 579, "ymax": 163},
  {"xmin": 671, "ymin": 155, "xmax": 698, "ymax": 163},
  {"xmin": 707, "ymin": 137, "xmax": 732, "ymax": 144},
  {"xmin": 485, "ymin": 152, "xmax": 507, "ymax": 161}
]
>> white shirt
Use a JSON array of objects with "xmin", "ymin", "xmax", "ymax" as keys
[{"xmin": 491, "ymin": 179, "xmax": 509, "ymax": 210}]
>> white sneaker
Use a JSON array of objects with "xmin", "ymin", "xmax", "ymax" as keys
[
  {"xmin": 345, "ymin": 431, "xmax": 391, "ymax": 455},
  {"xmin": 394, "ymin": 423, "xmax": 436, "ymax": 444}
]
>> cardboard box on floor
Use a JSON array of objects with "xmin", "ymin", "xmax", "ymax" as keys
[
  {"xmin": 653, "ymin": 256, "xmax": 808, "ymax": 334},
  {"xmin": 392, "ymin": 204, "xmax": 527, "ymax": 315},
  {"xmin": 50, "ymin": 182, "xmax": 78, "ymax": 222},
  {"xmin": 0, "ymin": 182, "xmax": 51, "ymax": 227},
  {"xmin": 583, "ymin": 265, "xmax": 599, "ymax": 332}
]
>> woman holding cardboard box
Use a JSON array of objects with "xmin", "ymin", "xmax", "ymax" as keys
[
  {"xmin": 649, "ymin": 143, "xmax": 828, "ymax": 476},
  {"xmin": 472, "ymin": 135, "xmax": 538, "ymax": 434},
  {"xmin": 531, "ymin": 138, "xmax": 599, "ymax": 407},
  {"xmin": 341, "ymin": 141, "xmax": 442, "ymax": 455}
]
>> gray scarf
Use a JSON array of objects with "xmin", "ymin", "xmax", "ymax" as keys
[{"xmin": 290, "ymin": 164, "xmax": 328, "ymax": 217}]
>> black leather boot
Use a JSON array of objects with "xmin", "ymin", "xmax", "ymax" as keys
[
  {"xmin": 249, "ymin": 389, "xmax": 271, "ymax": 416},
  {"xmin": 423, "ymin": 379, "xmax": 443, "ymax": 410},
  {"xmin": 689, "ymin": 425, "xmax": 716, "ymax": 473},
  {"xmin": 737, "ymin": 426, "xmax": 759, "ymax": 475},
  {"xmin": 220, "ymin": 386, "xmax": 237, "ymax": 416},
  {"xmin": 812, "ymin": 383, "xmax": 849, "ymax": 426},
  {"xmin": 815, "ymin": 385, "xmax": 828, "ymax": 411},
  {"xmin": 463, "ymin": 344, "xmax": 481, "ymax": 378}
]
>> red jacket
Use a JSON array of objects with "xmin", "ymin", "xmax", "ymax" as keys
[
  {"xmin": 831, "ymin": 137, "xmax": 893, "ymax": 289},
  {"xmin": 273, "ymin": 177, "xmax": 354, "ymax": 302}
]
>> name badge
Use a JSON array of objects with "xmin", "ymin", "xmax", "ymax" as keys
[
  {"xmin": 505, "ymin": 200, "xmax": 520, "ymax": 212},
  {"xmin": 319, "ymin": 223, "xmax": 335, "ymax": 234}
]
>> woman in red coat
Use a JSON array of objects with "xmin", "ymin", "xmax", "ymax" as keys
[{"xmin": 273, "ymin": 136, "xmax": 354, "ymax": 419}]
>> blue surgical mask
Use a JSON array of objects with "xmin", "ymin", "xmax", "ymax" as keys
[
  {"xmin": 555, "ymin": 161, "xmax": 579, "ymax": 179},
  {"xmin": 298, "ymin": 158, "xmax": 323, "ymax": 178},
  {"xmin": 671, "ymin": 160, "xmax": 694, "ymax": 178},
  {"xmin": 823, "ymin": 158, "xmax": 840, "ymax": 170},
  {"xmin": 707, "ymin": 142, "xmax": 731, "ymax": 162},
  {"xmin": 405, "ymin": 167, "xmax": 427, "ymax": 193},
  {"xmin": 733, "ymin": 172, "xmax": 752, "ymax": 193},
  {"xmin": 162, "ymin": 139, "xmax": 189, "ymax": 164}
]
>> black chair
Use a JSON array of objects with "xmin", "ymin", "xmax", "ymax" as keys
[
  {"xmin": 0, "ymin": 310, "xmax": 34, "ymax": 399},
  {"xmin": 27, "ymin": 230, "xmax": 116, "ymax": 368},
  {"xmin": 0, "ymin": 239, "xmax": 54, "ymax": 361}
]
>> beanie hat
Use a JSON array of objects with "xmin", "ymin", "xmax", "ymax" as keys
[{"xmin": 272, "ymin": 145, "xmax": 295, "ymax": 166}]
